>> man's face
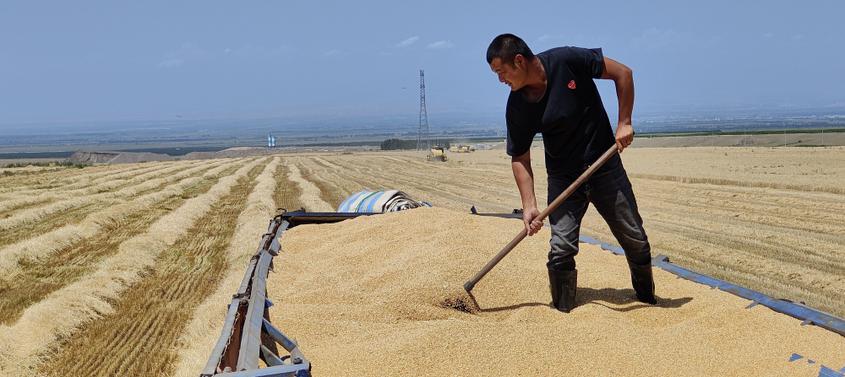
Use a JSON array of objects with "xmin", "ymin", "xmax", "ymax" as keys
[{"xmin": 489, "ymin": 55, "xmax": 528, "ymax": 92}]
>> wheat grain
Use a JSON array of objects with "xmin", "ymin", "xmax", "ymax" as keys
[{"xmin": 264, "ymin": 207, "xmax": 845, "ymax": 376}]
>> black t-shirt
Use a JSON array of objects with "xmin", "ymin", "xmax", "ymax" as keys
[{"xmin": 505, "ymin": 46, "xmax": 614, "ymax": 177}]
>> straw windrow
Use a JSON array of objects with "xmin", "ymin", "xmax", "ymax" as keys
[
  {"xmin": 0, "ymin": 159, "xmax": 234, "ymax": 273},
  {"xmin": 285, "ymin": 158, "xmax": 334, "ymax": 212},
  {"xmin": 170, "ymin": 157, "xmax": 281, "ymax": 377},
  {"xmin": 0, "ymin": 158, "xmax": 263, "ymax": 375},
  {"xmin": 0, "ymin": 160, "xmax": 202, "ymax": 231},
  {"xmin": 38, "ymin": 159, "xmax": 271, "ymax": 377},
  {"xmin": 0, "ymin": 161, "xmax": 242, "ymax": 325}
]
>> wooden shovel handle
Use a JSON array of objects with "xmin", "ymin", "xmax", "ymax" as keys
[{"xmin": 464, "ymin": 145, "xmax": 619, "ymax": 292}]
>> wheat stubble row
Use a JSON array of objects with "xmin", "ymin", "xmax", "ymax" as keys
[
  {"xmin": 0, "ymin": 160, "xmax": 243, "ymax": 325},
  {"xmin": 39, "ymin": 159, "xmax": 271, "ymax": 377},
  {"xmin": 0, "ymin": 159, "xmax": 236, "ymax": 275},
  {"xmin": 0, "ymin": 158, "xmax": 263, "ymax": 375}
]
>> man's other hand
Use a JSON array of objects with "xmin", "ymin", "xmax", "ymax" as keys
[
  {"xmin": 615, "ymin": 122, "xmax": 634, "ymax": 153},
  {"xmin": 522, "ymin": 207, "xmax": 543, "ymax": 236}
]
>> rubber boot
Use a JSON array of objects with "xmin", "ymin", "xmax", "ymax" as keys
[
  {"xmin": 548, "ymin": 269, "xmax": 577, "ymax": 312},
  {"xmin": 629, "ymin": 263, "xmax": 657, "ymax": 304}
]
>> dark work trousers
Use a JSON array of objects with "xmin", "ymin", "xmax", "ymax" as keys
[{"xmin": 546, "ymin": 154, "xmax": 651, "ymax": 271}]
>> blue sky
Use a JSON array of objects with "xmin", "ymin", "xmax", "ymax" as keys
[{"xmin": 1, "ymin": 0, "xmax": 843, "ymax": 129}]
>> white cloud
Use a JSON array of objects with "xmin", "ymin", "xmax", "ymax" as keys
[
  {"xmin": 762, "ymin": 32, "xmax": 775, "ymax": 39},
  {"xmin": 427, "ymin": 40, "xmax": 454, "ymax": 49},
  {"xmin": 156, "ymin": 58, "xmax": 184, "ymax": 68},
  {"xmin": 156, "ymin": 42, "xmax": 206, "ymax": 68},
  {"xmin": 178, "ymin": 42, "xmax": 205, "ymax": 56},
  {"xmin": 631, "ymin": 27, "xmax": 684, "ymax": 50},
  {"xmin": 322, "ymin": 49, "xmax": 341, "ymax": 57},
  {"xmin": 225, "ymin": 44, "xmax": 289, "ymax": 58},
  {"xmin": 791, "ymin": 34, "xmax": 804, "ymax": 41},
  {"xmin": 396, "ymin": 36, "xmax": 419, "ymax": 48}
]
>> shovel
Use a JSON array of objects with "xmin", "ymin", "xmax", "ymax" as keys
[{"xmin": 463, "ymin": 145, "xmax": 619, "ymax": 293}]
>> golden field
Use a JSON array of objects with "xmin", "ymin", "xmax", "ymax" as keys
[{"xmin": 0, "ymin": 146, "xmax": 842, "ymax": 376}]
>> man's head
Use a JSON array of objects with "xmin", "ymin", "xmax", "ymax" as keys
[{"xmin": 487, "ymin": 33, "xmax": 535, "ymax": 91}]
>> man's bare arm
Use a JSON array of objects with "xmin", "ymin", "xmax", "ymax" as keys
[
  {"xmin": 601, "ymin": 57, "xmax": 635, "ymax": 152},
  {"xmin": 512, "ymin": 150, "xmax": 543, "ymax": 235}
]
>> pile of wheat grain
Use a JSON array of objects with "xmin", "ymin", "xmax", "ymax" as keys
[
  {"xmin": 291, "ymin": 148, "xmax": 845, "ymax": 318},
  {"xmin": 266, "ymin": 207, "xmax": 844, "ymax": 376}
]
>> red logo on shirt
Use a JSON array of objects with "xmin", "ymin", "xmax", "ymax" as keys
[{"xmin": 567, "ymin": 80, "xmax": 577, "ymax": 90}]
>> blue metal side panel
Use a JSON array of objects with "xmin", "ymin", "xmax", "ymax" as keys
[
  {"xmin": 653, "ymin": 255, "xmax": 845, "ymax": 337},
  {"xmin": 578, "ymin": 235, "xmax": 845, "ymax": 337},
  {"xmin": 818, "ymin": 365, "xmax": 845, "ymax": 377},
  {"xmin": 579, "ymin": 235, "xmax": 625, "ymax": 256},
  {"xmin": 788, "ymin": 354, "xmax": 845, "ymax": 377}
]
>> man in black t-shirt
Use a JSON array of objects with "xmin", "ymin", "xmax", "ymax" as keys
[{"xmin": 487, "ymin": 33, "xmax": 656, "ymax": 312}]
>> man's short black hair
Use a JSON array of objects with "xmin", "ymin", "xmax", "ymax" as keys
[{"xmin": 486, "ymin": 33, "xmax": 534, "ymax": 65}]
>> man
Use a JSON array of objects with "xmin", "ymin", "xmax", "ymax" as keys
[{"xmin": 487, "ymin": 33, "xmax": 656, "ymax": 312}]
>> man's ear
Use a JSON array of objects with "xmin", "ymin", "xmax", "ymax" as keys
[{"xmin": 513, "ymin": 54, "xmax": 524, "ymax": 70}]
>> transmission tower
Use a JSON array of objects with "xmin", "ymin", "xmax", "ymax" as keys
[{"xmin": 417, "ymin": 69, "xmax": 430, "ymax": 150}]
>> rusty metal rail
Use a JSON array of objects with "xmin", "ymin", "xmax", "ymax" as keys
[{"xmin": 201, "ymin": 210, "xmax": 373, "ymax": 377}]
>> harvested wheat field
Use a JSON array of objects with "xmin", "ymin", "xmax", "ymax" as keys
[
  {"xmin": 0, "ymin": 157, "xmax": 268, "ymax": 376},
  {"xmin": 0, "ymin": 145, "xmax": 842, "ymax": 376},
  {"xmin": 267, "ymin": 207, "xmax": 845, "ymax": 376}
]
